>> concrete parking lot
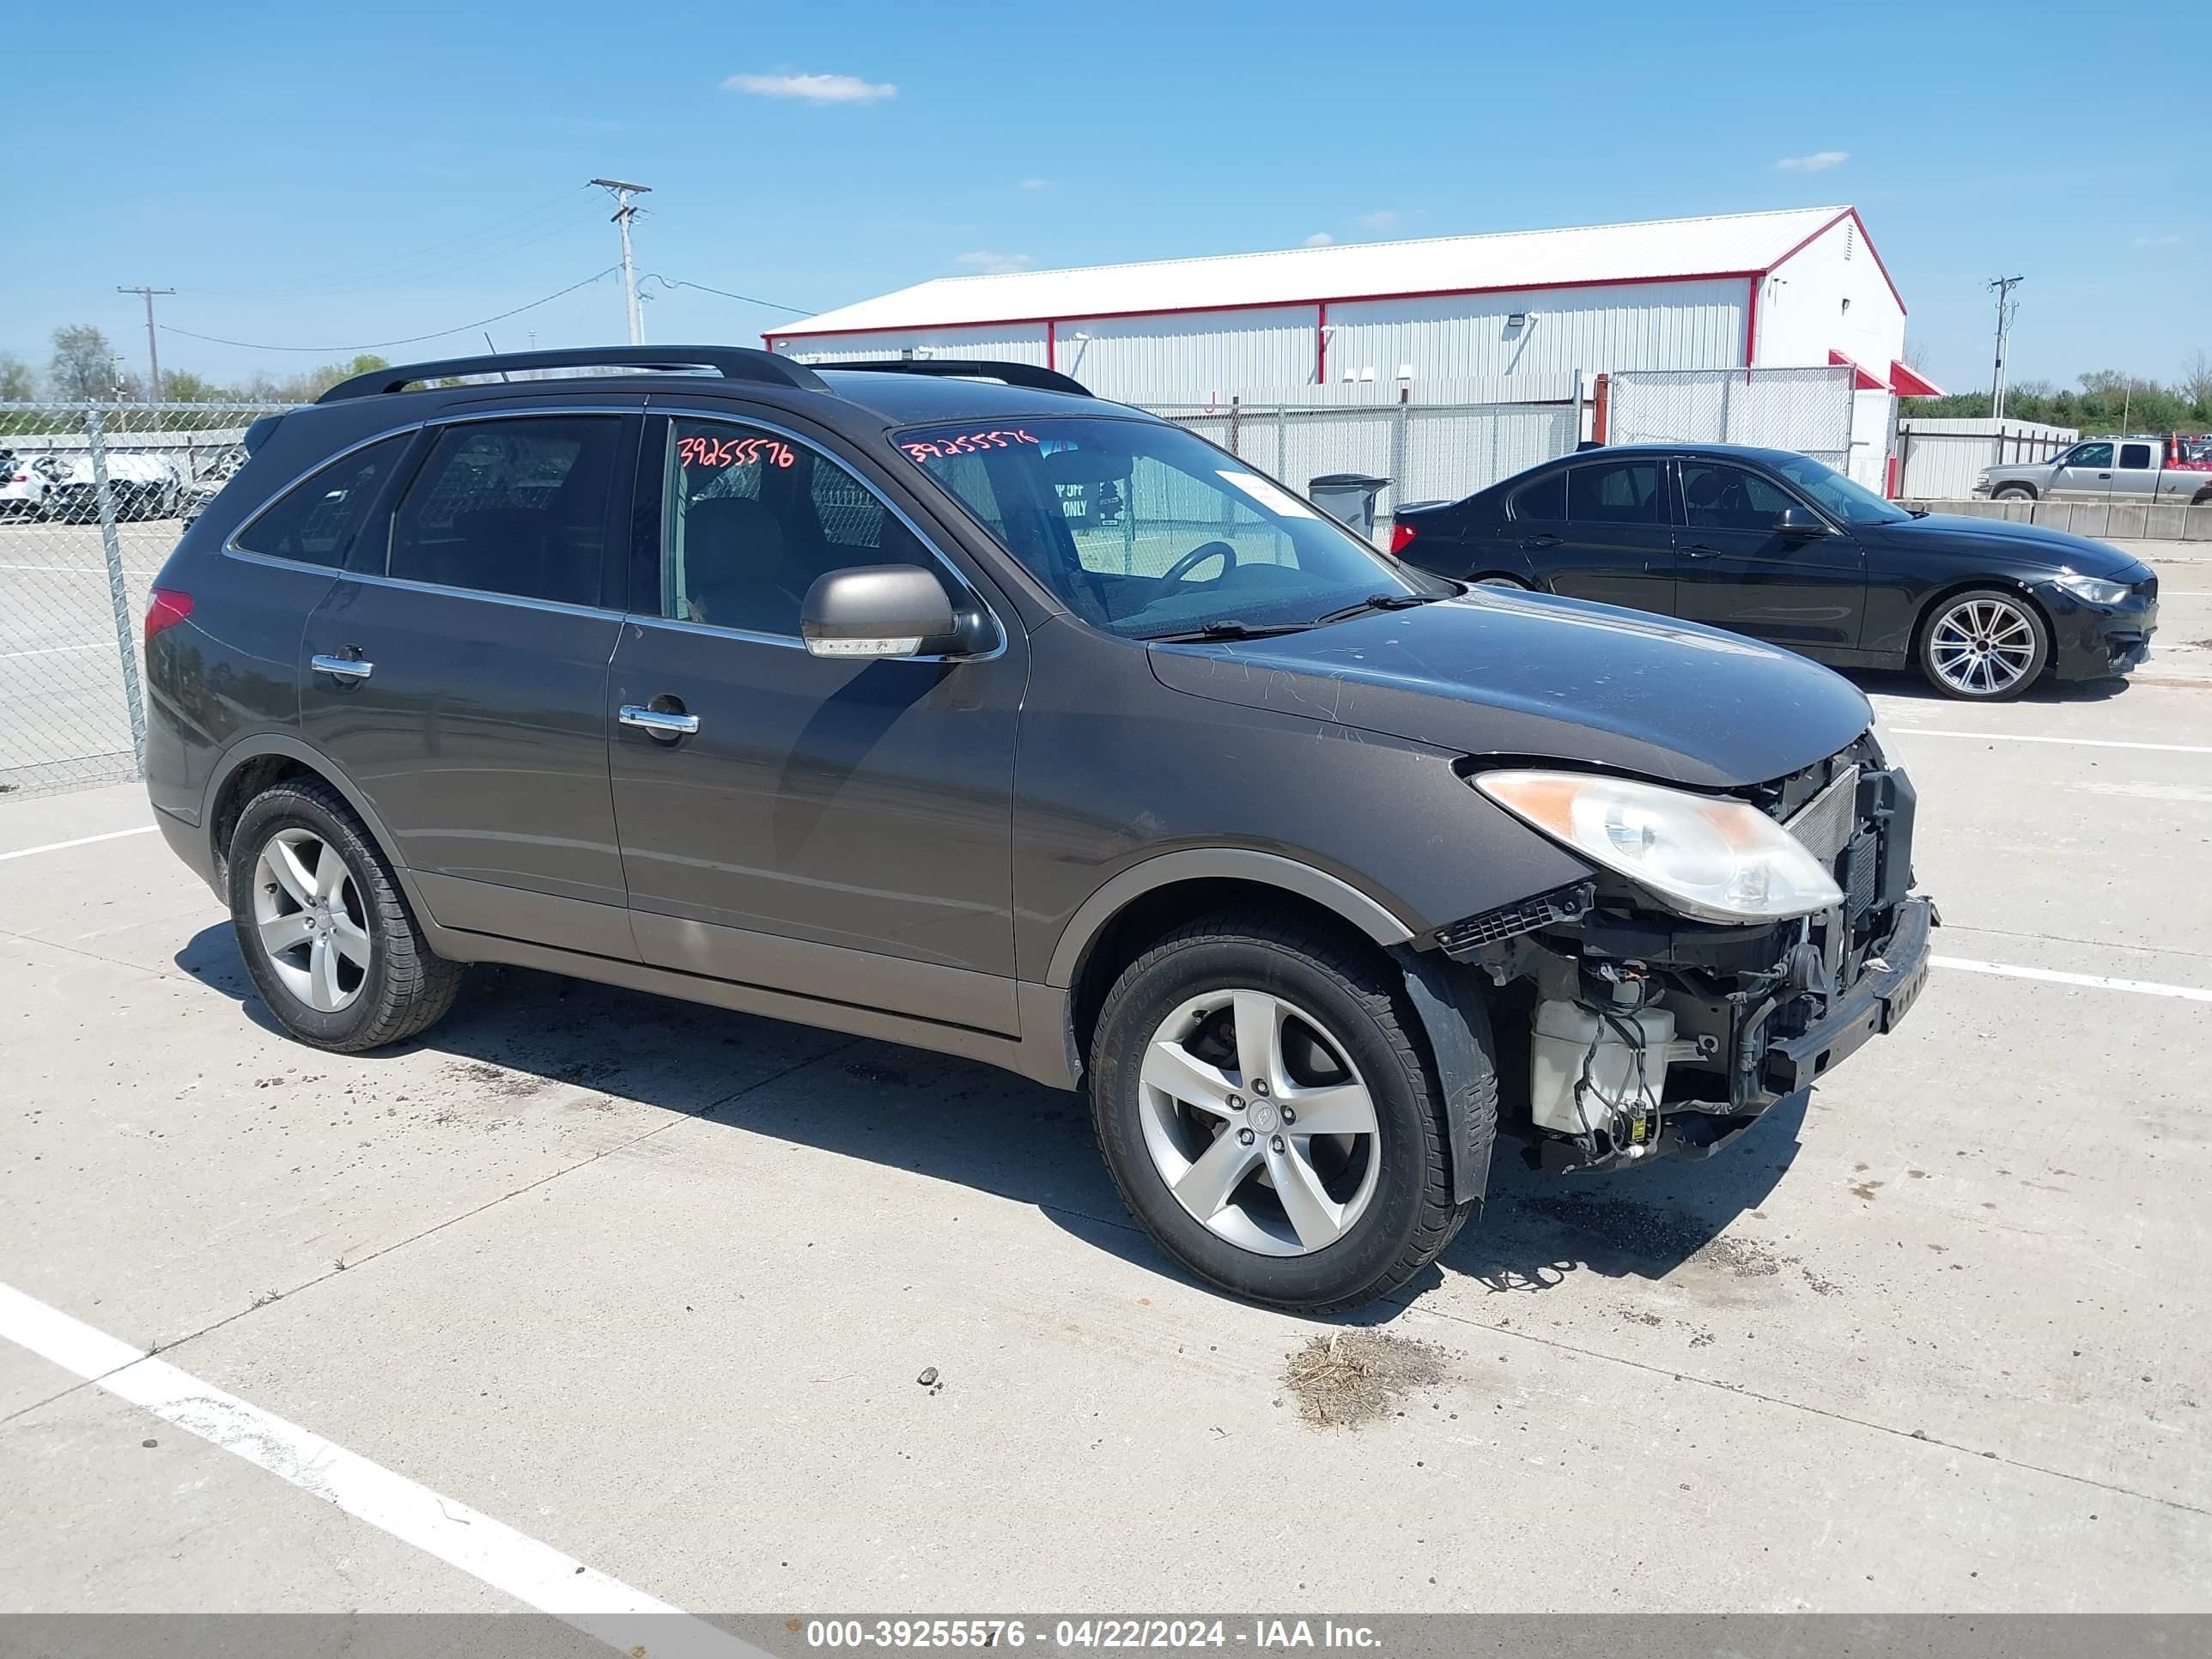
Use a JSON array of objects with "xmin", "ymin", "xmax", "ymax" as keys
[{"xmin": 1, "ymin": 545, "xmax": 2209, "ymax": 1632}]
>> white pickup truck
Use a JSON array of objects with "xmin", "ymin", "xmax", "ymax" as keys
[{"xmin": 1977, "ymin": 435, "xmax": 2212, "ymax": 504}]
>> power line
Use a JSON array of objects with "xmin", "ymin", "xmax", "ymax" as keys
[
  {"xmin": 642, "ymin": 273, "xmax": 814, "ymax": 316},
  {"xmin": 186, "ymin": 185, "xmax": 599, "ymax": 299},
  {"xmin": 158, "ymin": 267, "xmax": 621, "ymax": 354}
]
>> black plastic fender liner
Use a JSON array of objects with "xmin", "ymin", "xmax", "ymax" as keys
[{"xmin": 1391, "ymin": 945, "xmax": 1501, "ymax": 1206}]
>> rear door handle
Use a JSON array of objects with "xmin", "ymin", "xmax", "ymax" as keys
[
  {"xmin": 1521, "ymin": 532, "xmax": 1561, "ymax": 548},
  {"xmin": 310, "ymin": 653, "xmax": 373, "ymax": 681},
  {"xmin": 619, "ymin": 703, "xmax": 701, "ymax": 737},
  {"xmin": 1681, "ymin": 544, "xmax": 1721, "ymax": 559}
]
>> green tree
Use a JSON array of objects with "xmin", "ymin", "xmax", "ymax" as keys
[
  {"xmin": 156, "ymin": 368, "xmax": 231, "ymax": 403},
  {"xmin": 48, "ymin": 325, "xmax": 127, "ymax": 401},
  {"xmin": 0, "ymin": 352, "xmax": 34, "ymax": 400}
]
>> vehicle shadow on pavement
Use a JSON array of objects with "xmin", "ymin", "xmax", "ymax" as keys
[
  {"xmin": 1435, "ymin": 1091, "xmax": 1807, "ymax": 1301},
  {"xmin": 173, "ymin": 927, "xmax": 1809, "ymax": 1319},
  {"xmin": 1847, "ymin": 667, "xmax": 2130, "ymax": 704}
]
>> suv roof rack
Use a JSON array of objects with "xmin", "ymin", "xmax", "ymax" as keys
[
  {"xmin": 823, "ymin": 359, "xmax": 1093, "ymax": 398},
  {"xmin": 316, "ymin": 345, "xmax": 828, "ymax": 403}
]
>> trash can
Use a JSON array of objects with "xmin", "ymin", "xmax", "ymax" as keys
[{"xmin": 1307, "ymin": 472, "xmax": 1390, "ymax": 542}]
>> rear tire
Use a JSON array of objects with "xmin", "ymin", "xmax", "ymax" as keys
[
  {"xmin": 1473, "ymin": 574, "xmax": 1530, "ymax": 589},
  {"xmin": 1088, "ymin": 908, "xmax": 1475, "ymax": 1311},
  {"xmin": 228, "ymin": 778, "xmax": 461, "ymax": 1053}
]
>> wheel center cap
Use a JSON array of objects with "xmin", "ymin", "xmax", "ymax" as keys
[{"xmin": 1248, "ymin": 1098, "xmax": 1281, "ymax": 1134}]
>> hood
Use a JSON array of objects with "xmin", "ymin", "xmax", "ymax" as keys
[
  {"xmin": 1871, "ymin": 513, "xmax": 2151, "ymax": 580},
  {"xmin": 1146, "ymin": 589, "xmax": 1871, "ymax": 790}
]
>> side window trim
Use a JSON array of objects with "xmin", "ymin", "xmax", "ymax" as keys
[{"xmin": 630, "ymin": 408, "xmax": 1006, "ymax": 660}]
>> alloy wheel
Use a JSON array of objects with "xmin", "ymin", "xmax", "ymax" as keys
[
  {"xmin": 1138, "ymin": 989, "xmax": 1382, "ymax": 1256},
  {"xmin": 251, "ymin": 827, "xmax": 371, "ymax": 1013},
  {"xmin": 1929, "ymin": 597, "xmax": 2037, "ymax": 696}
]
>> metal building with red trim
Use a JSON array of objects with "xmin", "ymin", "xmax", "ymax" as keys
[{"xmin": 764, "ymin": 205, "xmax": 1914, "ymax": 406}]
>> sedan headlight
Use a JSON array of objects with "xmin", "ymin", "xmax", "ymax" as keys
[
  {"xmin": 2051, "ymin": 569, "xmax": 2130, "ymax": 606},
  {"xmin": 1475, "ymin": 769, "xmax": 1844, "ymax": 923}
]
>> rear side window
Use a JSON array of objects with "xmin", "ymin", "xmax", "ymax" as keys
[
  {"xmin": 387, "ymin": 417, "xmax": 620, "ymax": 607},
  {"xmin": 1568, "ymin": 459, "xmax": 1662, "ymax": 524},
  {"xmin": 2118, "ymin": 442, "xmax": 2154, "ymax": 470},
  {"xmin": 1509, "ymin": 471, "xmax": 1566, "ymax": 521},
  {"xmin": 232, "ymin": 434, "xmax": 412, "ymax": 567}
]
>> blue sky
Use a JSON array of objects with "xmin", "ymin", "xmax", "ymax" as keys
[{"xmin": 5, "ymin": 0, "xmax": 2203, "ymax": 396}]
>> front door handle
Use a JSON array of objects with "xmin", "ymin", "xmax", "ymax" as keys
[
  {"xmin": 1681, "ymin": 544, "xmax": 1722, "ymax": 559},
  {"xmin": 619, "ymin": 703, "xmax": 701, "ymax": 737},
  {"xmin": 310, "ymin": 653, "xmax": 373, "ymax": 681}
]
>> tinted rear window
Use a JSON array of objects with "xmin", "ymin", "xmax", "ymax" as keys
[
  {"xmin": 232, "ymin": 435, "xmax": 413, "ymax": 568},
  {"xmin": 1568, "ymin": 459, "xmax": 1662, "ymax": 524},
  {"xmin": 386, "ymin": 417, "xmax": 619, "ymax": 607},
  {"xmin": 1509, "ymin": 471, "xmax": 1566, "ymax": 520}
]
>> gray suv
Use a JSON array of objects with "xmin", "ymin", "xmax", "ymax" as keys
[{"xmin": 144, "ymin": 347, "xmax": 1933, "ymax": 1311}]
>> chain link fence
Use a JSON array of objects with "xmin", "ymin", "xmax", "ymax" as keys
[
  {"xmin": 1604, "ymin": 366, "xmax": 1856, "ymax": 471},
  {"xmin": 1135, "ymin": 396, "xmax": 1583, "ymax": 536},
  {"xmin": 0, "ymin": 401, "xmax": 292, "ymax": 799}
]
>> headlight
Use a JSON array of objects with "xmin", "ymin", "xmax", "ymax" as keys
[
  {"xmin": 1475, "ymin": 769, "xmax": 1844, "ymax": 923},
  {"xmin": 2051, "ymin": 569, "xmax": 2130, "ymax": 606}
]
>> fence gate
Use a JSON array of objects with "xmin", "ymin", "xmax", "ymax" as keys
[
  {"xmin": 1606, "ymin": 367, "xmax": 1856, "ymax": 472},
  {"xmin": 0, "ymin": 400, "xmax": 292, "ymax": 799}
]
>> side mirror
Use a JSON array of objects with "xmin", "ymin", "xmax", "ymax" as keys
[
  {"xmin": 1773, "ymin": 505, "xmax": 1828, "ymax": 538},
  {"xmin": 800, "ymin": 564, "xmax": 971, "ymax": 660}
]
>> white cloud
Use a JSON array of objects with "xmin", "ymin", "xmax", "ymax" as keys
[
  {"xmin": 1774, "ymin": 149, "xmax": 1849, "ymax": 172},
  {"xmin": 1355, "ymin": 210, "xmax": 1401, "ymax": 232},
  {"xmin": 955, "ymin": 250, "xmax": 1033, "ymax": 274},
  {"xmin": 1303, "ymin": 232, "xmax": 1334, "ymax": 247},
  {"xmin": 2130, "ymin": 233, "xmax": 2182, "ymax": 248},
  {"xmin": 724, "ymin": 71, "xmax": 895, "ymax": 104},
  {"xmin": 1016, "ymin": 177, "xmax": 1054, "ymax": 191}
]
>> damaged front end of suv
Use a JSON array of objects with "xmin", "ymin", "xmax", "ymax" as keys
[{"xmin": 1439, "ymin": 726, "xmax": 1935, "ymax": 1173}]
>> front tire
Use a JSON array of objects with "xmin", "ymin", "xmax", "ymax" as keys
[
  {"xmin": 1089, "ymin": 908, "xmax": 1475, "ymax": 1311},
  {"xmin": 1991, "ymin": 484, "xmax": 2036, "ymax": 501},
  {"xmin": 1919, "ymin": 588, "xmax": 2049, "ymax": 702},
  {"xmin": 228, "ymin": 778, "xmax": 460, "ymax": 1052}
]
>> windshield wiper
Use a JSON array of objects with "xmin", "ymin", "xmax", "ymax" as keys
[
  {"xmin": 1311, "ymin": 592, "xmax": 1436, "ymax": 626},
  {"xmin": 1140, "ymin": 619, "xmax": 1312, "ymax": 643}
]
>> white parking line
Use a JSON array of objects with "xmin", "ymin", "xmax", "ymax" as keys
[
  {"xmin": 0, "ymin": 641, "xmax": 106, "ymax": 660},
  {"xmin": 0, "ymin": 1282, "xmax": 765, "ymax": 1658},
  {"xmin": 0, "ymin": 825, "xmax": 158, "ymax": 862},
  {"xmin": 1890, "ymin": 728, "xmax": 2212, "ymax": 756},
  {"xmin": 1935, "ymin": 956, "xmax": 2212, "ymax": 1003}
]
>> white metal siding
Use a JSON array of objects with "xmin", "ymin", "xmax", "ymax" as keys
[
  {"xmin": 771, "ymin": 324, "xmax": 1049, "ymax": 366},
  {"xmin": 1056, "ymin": 307, "xmax": 1316, "ymax": 402},
  {"xmin": 1751, "ymin": 219, "xmax": 1905, "ymax": 373},
  {"xmin": 1325, "ymin": 278, "xmax": 1747, "ymax": 386}
]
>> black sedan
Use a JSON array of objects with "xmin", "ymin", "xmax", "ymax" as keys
[{"xmin": 1389, "ymin": 445, "xmax": 2159, "ymax": 701}]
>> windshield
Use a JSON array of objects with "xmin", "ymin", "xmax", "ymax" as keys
[
  {"xmin": 896, "ymin": 417, "xmax": 1435, "ymax": 639},
  {"xmin": 1762, "ymin": 452, "xmax": 1912, "ymax": 526}
]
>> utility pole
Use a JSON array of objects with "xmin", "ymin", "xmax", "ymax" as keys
[
  {"xmin": 589, "ymin": 179, "xmax": 651, "ymax": 345},
  {"xmin": 1987, "ymin": 275, "xmax": 2024, "ymax": 421},
  {"xmin": 117, "ymin": 284, "xmax": 174, "ymax": 401}
]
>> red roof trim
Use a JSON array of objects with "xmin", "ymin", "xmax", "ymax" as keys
[
  {"xmin": 1828, "ymin": 348, "xmax": 1888, "ymax": 392},
  {"xmin": 1889, "ymin": 359, "xmax": 1944, "ymax": 398},
  {"xmin": 1768, "ymin": 207, "xmax": 1907, "ymax": 316},
  {"xmin": 763, "ymin": 268, "xmax": 1765, "ymax": 343}
]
